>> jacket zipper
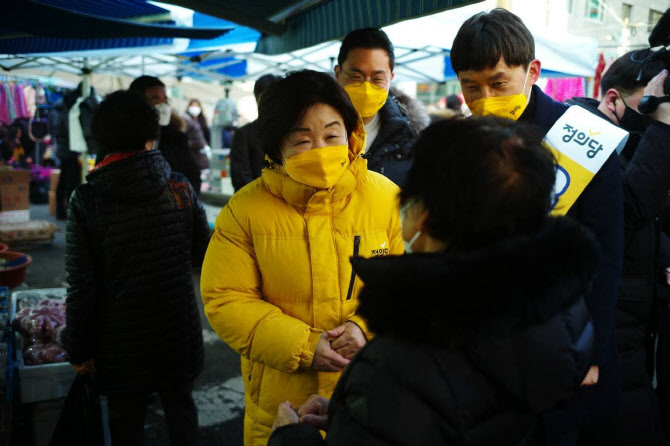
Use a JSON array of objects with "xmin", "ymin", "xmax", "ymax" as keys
[{"xmin": 345, "ymin": 235, "xmax": 361, "ymax": 300}]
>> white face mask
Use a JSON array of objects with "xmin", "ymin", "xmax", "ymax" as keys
[
  {"xmin": 400, "ymin": 201, "xmax": 422, "ymax": 254},
  {"xmin": 188, "ymin": 105, "xmax": 201, "ymax": 117},
  {"xmin": 156, "ymin": 103, "xmax": 172, "ymax": 126}
]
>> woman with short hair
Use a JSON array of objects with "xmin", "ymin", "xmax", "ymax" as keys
[
  {"xmin": 201, "ymin": 70, "xmax": 403, "ymax": 446},
  {"xmin": 63, "ymin": 90, "xmax": 210, "ymax": 446}
]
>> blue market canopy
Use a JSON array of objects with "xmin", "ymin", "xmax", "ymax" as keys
[
  {"xmin": 0, "ymin": 0, "xmax": 232, "ymax": 55},
  {"xmin": 160, "ymin": 0, "xmax": 485, "ymax": 55},
  {"xmin": 0, "ymin": 0, "xmax": 596, "ymax": 83}
]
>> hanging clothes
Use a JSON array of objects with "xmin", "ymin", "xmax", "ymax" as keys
[
  {"xmin": 24, "ymin": 85, "xmax": 36, "ymax": 118},
  {"xmin": 68, "ymin": 96, "xmax": 87, "ymax": 153},
  {"xmin": 3, "ymin": 83, "xmax": 15, "ymax": 124},
  {"xmin": 15, "ymin": 84, "xmax": 27, "ymax": 118},
  {"xmin": 0, "ymin": 85, "xmax": 10, "ymax": 125},
  {"xmin": 543, "ymin": 77, "xmax": 586, "ymax": 103}
]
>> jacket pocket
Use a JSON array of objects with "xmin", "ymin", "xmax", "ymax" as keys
[{"xmin": 345, "ymin": 235, "xmax": 361, "ymax": 300}]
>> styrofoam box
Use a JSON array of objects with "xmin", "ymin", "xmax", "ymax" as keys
[
  {"xmin": 10, "ymin": 288, "xmax": 74, "ymax": 403},
  {"xmin": 0, "ymin": 210, "xmax": 29, "ymax": 224}
]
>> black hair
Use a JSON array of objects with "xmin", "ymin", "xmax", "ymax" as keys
[
  {"xmin": 600, "ymin": 49, "xmax": 666, "ymax": 96},
  {"xmin": 92, "ymin": 90, "xmax": 159, "ymax": 158},
  {"xmin": 257, "ymin": 70, "xmax": 359, "ymax": 164},
  {"xmin": 253, "ymin": 74, "xmax": 282, "ymax": 101},
  {"xmin": 446, "ymin": 94, "xmax": 462, "ymax": 111},
  {"xmin": 337, "ymin": 28, "xmax": 395, "ymax": 71},
  {"xmin": 451, "ymin": 8, "xmax": 534, "ymax": 73},
  {"xmin": 400, "ymin": 117, "xmax": 555, "ymax": 252},
  {"xmin": 128, "ymin": 75, "xmax": 165, "ymax": 94}
]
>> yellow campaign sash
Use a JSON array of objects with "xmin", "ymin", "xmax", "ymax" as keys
[{"xmin": 546, "ymin": 106, "xmax": 629, "ymax": 215}]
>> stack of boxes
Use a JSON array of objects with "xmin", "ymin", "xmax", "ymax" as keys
[{"xmin": 0, "ymin": 170, "xmax": 30, "ymax": 224}]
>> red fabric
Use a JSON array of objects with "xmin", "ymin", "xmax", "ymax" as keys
[
  {"xmin": 91, "ymin": 149, "xmax": 150, "ymax": 172},
  {"xmin": 593, "ymin": 54, "xmax": 606, "ymax": 99}
]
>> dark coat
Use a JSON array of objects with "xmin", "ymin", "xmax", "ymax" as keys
[
  {"xmin": 270, "ymin": 217, "xmax": 598, "ymax": 446},
  {"xmin": 63, "ymin": 150, "xmax": 210, "ymax": 395},
  {"xmin": 157, "ymin": 124, "xmax": 202, "ymax": 193},
  {"xmin": 569, "ymin": 96, "xmax": 670, "ymax": 444},
  {"xmin": 519, "ymin": 85, "xmax": 624, "ymax": 433},
  {"xmin": 230, "ymin": 120, "xmax": 265, "ymax": 192},
  {"xmin": 48, "ymin": 85, "xmax": 100, "ymax": 160},
  {"xmin": 364, "ymin": 87, "xmax": 430, "ymax": 187}
]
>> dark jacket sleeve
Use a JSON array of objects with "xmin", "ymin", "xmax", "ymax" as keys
[
  {"xmin": 571, "ymin": 152, "xmax": 624, "ymax": 366},
  {"xmin": 623, "ymin": 121, "xmax": 670, "ymax": 230},
  {"xmin": 230, "ymin": 125, "xmax": 254, "ymax": 191},
  {"xmin": 179, "ymin": 133, "xmax": 202, "ymax": 194},
  {"xmin": 268, "ymin": 424, "xmax": 325, "ymax": 446},
  {"xmin": 62, "ymin": 187, "xmax": 98, "ymax": 364},
  {"xmin": 191, "ymin": 186, "xmax": 210, "ymax": 267}
]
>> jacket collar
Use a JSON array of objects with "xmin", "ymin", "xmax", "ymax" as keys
[
  {"xmin": 353, "ymin": 216, "xmax": 600, "ymax": 345},
  {"xmin": 87, "ymin": 150, "xmax": 171, "ymax": 201},
  {"xmin": 518, "ymin": 85, "xmax": 569, "ymax": 134},
  {"xmin": 261, "ymin": 119, "xmax": 368, "ymax": 212}
]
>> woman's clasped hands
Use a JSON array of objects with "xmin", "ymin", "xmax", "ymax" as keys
[{"xmin": 311, "ymin": 321, "xmax": 366, "ymax": 372}]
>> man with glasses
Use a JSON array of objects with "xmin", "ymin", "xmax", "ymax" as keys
[{"xmin": 335, "ymin": 28, "xmax": 429, "ymax": 187}]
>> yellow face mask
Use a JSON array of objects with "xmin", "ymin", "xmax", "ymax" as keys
[
  {"xmin": 283, "ymin": 145, "xmax": 350, "ymax": 189},
  {"xmin": 344, "ymin": 82, "xmax": 389, "ymax": 118},
  {"xmin": 466, "ymin": 67, "xmax": 531, "ymax": 121}
]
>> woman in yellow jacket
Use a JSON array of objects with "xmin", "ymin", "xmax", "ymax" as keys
[{"xmin": 201, "ymin": 70, "xmax": 403, "ymax": 446}]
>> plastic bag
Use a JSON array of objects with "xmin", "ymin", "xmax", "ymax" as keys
[{"xmin": 50, "ymin": 374, "xmax": 111, "ymax": 446}]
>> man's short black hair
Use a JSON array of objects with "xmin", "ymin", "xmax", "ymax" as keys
[
  {"xmin": 600, "ymin": 49, "xmax": 666, "ymax": 97},
  {"xmin": 92, "ymin": 90, "xmax": 159, "ymax": 158},
  {"xmin": 401, "ymin": 117, "xmax": 555, "ymax": 252},
  {"xmin": 451, "ymin": 8, "xmax": 535, "ymax": 73},
  {"xmin": 337, "ymin": 28, "xmax": 395, "ymax": 71},
  {"xmin": 253, "ymin": 74, "xmax": 282, "ymax": 101},
  {"xmin": 128, "ymin": 75, "xmax": 165, "ymax": 94},
  {"xmin": 257, "ymin": 70, "xmax": 359, "ymax": 165}
]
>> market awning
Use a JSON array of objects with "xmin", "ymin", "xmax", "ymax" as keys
[
  {"xmin": 0, "ymin": 0, "xmax": 232, "ymax": 54},
  {"xmin": 161, "ymin": 0, "xmax": 485, "ymax": 55}
]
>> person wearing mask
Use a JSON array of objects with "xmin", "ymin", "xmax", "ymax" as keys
[
  {"xmin": 268, "ymin": 117, "xmax": 598, "ymax": 446},
  {"xmin": 230, "ymin": 74, "xmax": 281, "ymax": 191},
  {"xmin": 200, "ymin": 70, "xmax": 403, "ymax": 446},
  {"xmin": 568, "ymin": 53, "xmax": 670, "ymax": 445},
  {"xmin": 183, "ymin": 98, "xmax": 210, "ymax": 171},
  {"xmin": 450, "ymin": 10, "xmax": 624, "ymax": 444},
  {"xmin": 63, "ymin": 90, "xmax": 210, "ymax": 446},
  {"xmin": 335, "ymin": 28, "xmax": 430, "ymax": 187},
  {"xmin": 129, "ymin": 76, "xmax": 201, "ymax": 193}
]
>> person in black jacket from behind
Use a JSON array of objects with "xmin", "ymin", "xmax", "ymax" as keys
[
  {"xmin": 62, "ymin": 91, "xmax": 210, "ymax": 446},
  {"xmin": 129, "ymin": 75, "xmax": 202, "ymax": 194},
  {"xmin": 269, "ymin": 117, "xmax": 598, "ymax": 446},
  {"xmin": 230, "ymin": 74, "xmax": 281, "ymax": 192},
  {"xmin": 568, "ymin": 53, "xmax": 670, "ymax": 445}
]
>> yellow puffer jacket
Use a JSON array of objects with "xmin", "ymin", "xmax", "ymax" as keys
[{"xmin": 201, "ymin": 124, "xmax": 403, "ymax": 446}]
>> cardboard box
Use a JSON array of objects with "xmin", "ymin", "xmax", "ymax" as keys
[
  {"xmin": 0, "ymin": 170, "xmax": 30, "ymax": 213},
  {"xmin": 49, "ymin": 169, "xmax": 60, "ymax": 192}
]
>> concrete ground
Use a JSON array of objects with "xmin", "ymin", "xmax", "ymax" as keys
[{"xmin": 10, "ymin": 203, "xmax": 244, "ymax": 446}]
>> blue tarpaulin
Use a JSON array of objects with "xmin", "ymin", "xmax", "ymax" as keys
[{"xmin": 0, "ymin": 0, "xmax": 231, "ymax": 54}]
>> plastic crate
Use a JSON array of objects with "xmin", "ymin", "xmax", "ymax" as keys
[{"xmin": 10, "ymin": 288, "xmax": 74, "ymax": 404}]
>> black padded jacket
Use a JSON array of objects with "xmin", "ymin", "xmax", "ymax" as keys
[{"xmin": 63, "ymin": 150, "xmax": 210, "ymax": 395}]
